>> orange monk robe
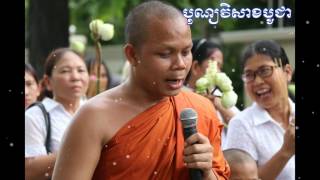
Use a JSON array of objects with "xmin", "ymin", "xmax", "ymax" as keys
[{"xmin": 92, "ymin": 91, "xmax": 230, "ymax": 180}]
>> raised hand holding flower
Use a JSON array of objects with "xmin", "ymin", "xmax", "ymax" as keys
[{"xmin": 195, "ymin": 60, "xmax": 238, "ymax": 108}]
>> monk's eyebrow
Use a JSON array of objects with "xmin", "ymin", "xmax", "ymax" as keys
[{"xmin": 184, "ymin": 44, "xmax": 193, "ymax": 50}]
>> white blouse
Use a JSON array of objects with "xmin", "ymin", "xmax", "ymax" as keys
[
  {"xmin": 25, "ymin": 98, "xmax": 76, "ymax": 157},
  {"xmin": 224, "ymin": 99, "xmax": 295, "ymax": 180}
]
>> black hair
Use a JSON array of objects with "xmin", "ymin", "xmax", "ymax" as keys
[
  {"xmin": 25, "ymin": 63, "xmax": 39, "ymax": 84},
  {"xmin": 241, "ymin": 40, "xmax": 289, "ymax": 70},
  {"xmin": 191, "ymin": 38, "xmax": 222, "ymax": 64},
  {"xmin": 184, "ymin": 38, "xmax": 222, "ymax": 84},
  {"xmin": 125, "ymin": 0, "xmax": 184, "ymax": 48}
]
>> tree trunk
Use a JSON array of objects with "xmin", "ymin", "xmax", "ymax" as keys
[{"xmin": 28, "ymin": 0, "xmax": 69, "ymax": 77}]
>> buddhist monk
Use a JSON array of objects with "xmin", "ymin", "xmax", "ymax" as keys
[{"xmin": 52, "ymin": 1, "xmax": 230, "ymax": 180}]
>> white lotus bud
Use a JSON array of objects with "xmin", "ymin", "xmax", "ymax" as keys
[
  {"xmin": 195, "ymin": 77, "xmax": 210, "ymax": 94},
  {"xmin": 99, "ymin": 23, "xmax": 114, "ymax": 41},
  {"xmin": 221, "ymin": 90, "xmax": 238, "ymax": 108},
  {"xmin": 70, "ymin": 40, "xmax": 85, "ymax": 54},
  {"xmin": 206, "ymin": 60, "xmax": 218, "ymax": 77},
  {"xmin": 215, "ymin": 72, "xmax": 233, "ymax": 92},
  {"xmin": 89, "ymin": 19, "xmax": 104, "ymax": 35}
]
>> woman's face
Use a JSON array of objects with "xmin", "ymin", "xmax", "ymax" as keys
[
  {"xmin": 25, "ymin": 71, "xmax": 40, "ymax": 108},
  {"xmin": 91, "ymin": 63, "xmax": 109, "ymax": 90},
  {"xmin": 48, "ymin": 51, "xmax": 89, "ymax": 102},
  {"xmin": 86, "ymin": 64, "xmax": 109, "ymax": 98},
  {"xmin": 243, "ymin": 54, "xmax": 292, "ymax": 109}
]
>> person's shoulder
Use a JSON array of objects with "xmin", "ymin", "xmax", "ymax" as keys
[
  {"xmin": 25, "ymin": 104, "xmax": 42, "ymax": 115},
  {"xmin": 70, "ymin": 88, "xmax": 126, "ymax": 144},
  {"xmin": 68, "ymin": 92, "xmax": 114, "ymax": 134},
  {"xmin": 78, "ymin": 92, "xmax": 114, "ymax": 119},
  {"xmin": 25, "ymin": 103, "xmax": 46, "ymax": 120},
  {"xmin": 229, "ymin": 103, "xmax": 258, "ymax": 127},
  {"xmin": 25, "ymin": 103, "xmax": 48, "ymax": 128},
  {"xmin": 76, "ymin": 86, "xmax": 123, "ymax": 123}
]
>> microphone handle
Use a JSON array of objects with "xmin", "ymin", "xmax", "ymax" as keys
[
  {"xmin": 190, "ymin": 169, "xmax": 203, "ymax": 180},
  {"xmin": 183, "ymin": 127, "xmax": 202, "ymax": 180},
  {"xmin": 183, "ymin": 127, "xmax": 198, "ymax": 139}
]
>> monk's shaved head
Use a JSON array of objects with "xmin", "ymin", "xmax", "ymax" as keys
[
  {"xmin": 223, "ymin": 149, "xmax": 259, "ymax": 179},
  {"xmin": 125, "ymin": 0, "xmax": 186, "ymax": 48},
  {"xmin": 223, "ymin": 149, "xmax": 256, "ymax": 165}
]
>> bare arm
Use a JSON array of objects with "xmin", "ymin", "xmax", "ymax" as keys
[
  {"xmin": 258, "ymin": 123, "xmax": 295, "ymax": 179},
  {"xmin": 25, "ymin": 153, "xmax": 56, "ymax": 180},
  {"xmin": 52, "ymin": 105, "xmax": 107, "ymax": 180}
]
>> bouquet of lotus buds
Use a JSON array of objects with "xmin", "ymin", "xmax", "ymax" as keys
[
  {"xmin": 195, "ymin": 61, "xmax": 238, "ymax": 108},
  {"xmin": 89, "ymin": 19, "xmax": 114, "ymax": 94}
]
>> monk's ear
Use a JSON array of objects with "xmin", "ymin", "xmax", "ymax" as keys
[{"xmin": 124, "ymin": 43, "xmax": 139, "ymax": 66}]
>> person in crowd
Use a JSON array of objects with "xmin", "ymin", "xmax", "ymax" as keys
[
  {"xmin": 85, "ymin": 57, "xmax": 120, "ymax": 98},
  {"xmin": 25, "ymin": 63, "xmax": 40, "ymax": 109},
  {"xmin": 25, "ymin": 48, "xmax": 89, "ymax": 180},
  {"xmin": 225, "ymin": 40, "xmax": 295, "ymax": 180},
  {"xmin": 52, "ymin": 1, "xmax": 230, "ymax": 180},
  {"xmin": 184, "ymin": 38, "xmax": 240, "ymax": 148},
  {"xmin": 223, "ymin": 148, "xmax": 260, "ymax": 180}
]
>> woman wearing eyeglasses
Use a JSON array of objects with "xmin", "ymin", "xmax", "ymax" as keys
[{"xmin": 224, "ymin": 40, "xmax": 295, "ymax": 180}]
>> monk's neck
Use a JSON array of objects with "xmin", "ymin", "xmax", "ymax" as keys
[{"xmin": 123, "ymin": 80, "xmax": 168, "ymax": 108}]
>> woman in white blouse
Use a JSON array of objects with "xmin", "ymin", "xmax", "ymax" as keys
[
  {"xmin": 25, "ymin": 48, "xmax": 89, "ymax": 180},
  {"xmin": 225, "ymin": 40, "xmax": 295, "ymax": 180}
]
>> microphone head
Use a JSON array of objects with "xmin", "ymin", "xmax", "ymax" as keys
[{"xmin": 180, "ymin": 108, "xmax": 198, "ymax": 128}]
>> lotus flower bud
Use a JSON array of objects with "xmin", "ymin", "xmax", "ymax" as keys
[
  {"xmin": 89, "ymin": 19, "xmax": 104, "ymax": 35},
  {"xmin": 206, "ymin": 60, "xmax": 218, "ymax": 77},
  {"xmin": 221, "ymin": 90, "xmax": 238, "ymax": 108},
  {"xmin": 70, "ymin": 40, "xmax": 85, "ymax": 54},
  {"xmin": 99, "ymin": 23, "xmax": 114, "ymax": 41},
  {"xmin": 195, "ymin": 77, "xmax": 210, "ymax": 94},
  {"xmin": 215, "ymin": 72, "xmax": 233, "ymax": 92}
]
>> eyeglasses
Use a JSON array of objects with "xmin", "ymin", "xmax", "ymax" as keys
[{"xmin": 242, "ymin": 65, "xmax": 278, "ymax": 83}]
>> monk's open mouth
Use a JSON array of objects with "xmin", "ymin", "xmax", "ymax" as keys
[{"xmin": 166, "ymin": 79, "xmax": 183, "ymax": 90}]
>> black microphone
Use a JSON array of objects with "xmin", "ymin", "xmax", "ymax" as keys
[{"xmin": 180, "ymin": 108, "xmax": 202, "ymax": 180}]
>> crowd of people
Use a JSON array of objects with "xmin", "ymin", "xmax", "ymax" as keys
[{"xmin": 25, "ymin": 1, "xmax": 295, "ymax": 180}]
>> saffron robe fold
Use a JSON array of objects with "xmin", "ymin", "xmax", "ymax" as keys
[{"xmin": 92, "ymin": 91, "xmax": 230, "ymax": 180}]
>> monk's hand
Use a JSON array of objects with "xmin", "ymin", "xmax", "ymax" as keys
[{"xmin": 184, "ymin": 133, "xmax": 215, "ymax": 179}]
